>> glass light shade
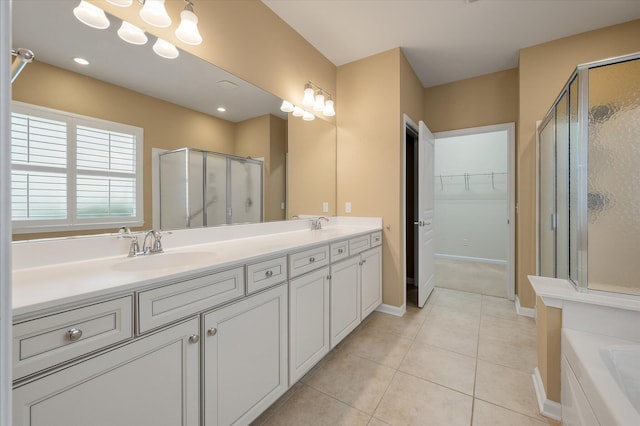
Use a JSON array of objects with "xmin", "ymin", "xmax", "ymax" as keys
[
  {"xmin": 280, "ymin": 100, "xmax": 294, "ymax": 113},
  {"xmin": 175, "ymin": 9, "xmax": 203, "ymax": 45},
  {"xmin": 106, "ymin": 0, "xmax": 133, "ymax": 6},
  {"xmin": 302, "ymin": 111, "xmax": 315, "ymax": 121},
  {"xmin": 292, "ymin": 106, "xmax": 304, "ymax": 117},
  {"xmin": 152, "ymin": 38, "xmax": 179, "ymax": 59},
  {"xmin": 302, "ymin": 84, "xmax": 315, "ymax": 107},
  {"xmin": 313, "ymin": 90, "xmax": 325, "ymax": 112},
  {"xmin": 117, "ymin": 21, "xmax": 148, "ymax": 45},
  {"xmin": 140, "ymin": 0, "xmax": 171, "ymax": 28},
  {"xmin": 73, "ymin": 1, "xmax": 110, "ymax": 29},
  {"xmin": 323, "ymin": 99, "xmax": 336, "ymax": 117}
]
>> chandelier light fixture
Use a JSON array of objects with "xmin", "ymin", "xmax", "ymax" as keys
[
  {"xmin": 280, "ymin": 80, "xmax": 336, "ymax": 122},
  {"xmin": 73, "ymin": 0, "xmax": 203, "ymax": 61}
]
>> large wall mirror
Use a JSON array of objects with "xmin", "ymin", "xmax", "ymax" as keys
[{"xmin": 11, "ymin": 0, "xmax": 336, "ymax": 240}]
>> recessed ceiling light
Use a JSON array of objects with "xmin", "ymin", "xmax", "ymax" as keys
[
  {"xmin": 217, "ymin": 107, "xmax": 227, "ymax": 112},
  {"xmin": 73, "ymin": 57, "xmax": 90, "ymax": 65}
]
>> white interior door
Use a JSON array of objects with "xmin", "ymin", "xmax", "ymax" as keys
[{"xmin": 418, "ymin": 121, "xmax": 435, "ymax": 307}]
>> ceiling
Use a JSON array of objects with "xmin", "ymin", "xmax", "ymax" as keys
[
  {"xmin": 12, "ymin": 0, "xmax": 285, "ymax": 122},
  {"xmin": 262, "ymin": 0, "xmax": 640, "ymax": 88}
]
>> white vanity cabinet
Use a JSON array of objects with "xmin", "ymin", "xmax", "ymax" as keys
[
  {"xmin": 288, "ymin": 266, "xmax": 331, "ymax": 384},
  {"xmin": 202, "ymin": 284, "xmax": 288, "ymax": 426},
  {"xmin": 361, "ymin": 246, "xmax": 383, "ymax": 319},
  {"xmin": 330, "ymin": 256, "xmax": 361, "ymax": 349},
  {"xmin": 13, "ymin": 316, "xmax": 201, "ymax": 426}
]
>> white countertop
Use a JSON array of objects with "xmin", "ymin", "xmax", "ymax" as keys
[
  {"xmin": 528, "ymin": 275, "xmax": 640, "ymax": 312},
  {"xmin": 12, "ymin": 219, "xmax": 381, "ymax": 319}
]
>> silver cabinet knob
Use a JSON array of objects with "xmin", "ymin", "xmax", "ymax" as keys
[
  {"xmin": 309, "ymin": 257, "xmax": 315, "ymax": 263},
  {"xmin": 338, "ymin": 248, "xmax": 344, "ymax": 254},
  {"xmin": 265, "ymin": 270, "xmax": 273, "ymax": 278},
  {"xmin": 188, "ymin": 334, "xmax": 200, "ymax": 344},
  {"xmin": 67, "ymin": 328, "xmax": 83, "ymax": 342},
  {"xmin": 207, "ymin": 328, "xmax": 217, "ymax": 337}
]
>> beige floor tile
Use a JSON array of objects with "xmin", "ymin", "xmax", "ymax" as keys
[
  {"xmin": 478, "ymin": 331, "xmax": 537, "ymax": 372},
  {"xmin": 340, "ymin": 326, "xmax": 414, "ymax": 369},
  {"xmin": 475, "ymin": 360, "xmax": 546, "ymax": 421},
  {"xmin": 259, "ymin": 384, "xmax": 371, "ymax": 426},
  {"xmin": 436, "ymin": 259, "xmax": 507, "ymax": 298},
  {"xmin": 367, "ymin": 417, "xmax": 392, "ymax": 426},
  {"xmin": 416, "ymin": 317, "xmax": 479, "ymax": 357},
  {"xmin": 304, "ymin": 351, "xmax": 396, "ymax": 414},
  {"xmin": 251, "ymin": 382, "xmax": 304, "ymax": 425},
  {"xmin": 374, "ymin": 371, "xmax": 473, "ymax": 426},
  {"xmin": 472, "ymin": 399, "xmax": 558, "ymax": 425},
  {"xmin": 399, "ymin": 340, "xmax": 476, "ymax": 395},
  {"xmin": 481, "ymin": 295, "xmax": 520, "ymax": 321},
  {"xmin": 480, "ymin": 314, "xmax": 536, "ymax": 341},
  {"xmin": 359, "ymin": 311, "xmax": 425, "ymax": 340},
  {"xmin": 428, "ymin": 304, "xmax": 481, "ymax": 331},
  {"xmin": 431, "ymin": 287, "xmax": 483, "ymax": 314}
]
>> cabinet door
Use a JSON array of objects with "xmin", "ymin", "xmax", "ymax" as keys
[
  {"xmin": 203, "ymin": 284, "xmax": 288, "ymax": 426},
  {"xmin": 361, "ymin": 246, "xmax": 382, "ymax": 319},
  {"xmin": 330, "ymin": 256, "xmax": 361, "ymax": 349},
  {"xmin": 13, "ymin": 317, "xmax": 200, "ymax": 426},
  {"xmin": 289, "ymin": 267, "xmax": 330, "ymax": 384}
]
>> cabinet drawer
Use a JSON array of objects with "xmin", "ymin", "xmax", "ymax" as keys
[
  {"xmin": 247, "ymin": 256, "xmax": 287, "ymax": 294},
  {"xmin": 330, "ymin": 240, "xmax": 349, "ymax": 262},
  {"xmin": 370, "ymin": 231, "xmax": 382, "ymax": 247},
  {"xmin": 349, "ymin": 234, "xmax": 371, "ymax": 255},
  {"xmin": 138, "ymin": 267, "xmax": 244, "ymax": 334},
  {"xmin": 289, "ymin": 245, "xmax": 330, "ymax": 278},
  {"xmin": 13, "ymin": 296, "xmax": 133, "ymax": 380}
]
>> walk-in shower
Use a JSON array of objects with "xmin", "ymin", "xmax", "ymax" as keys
[{"xmin": 537, "ymin": 52, "xmax": 640, "ymax": 296}]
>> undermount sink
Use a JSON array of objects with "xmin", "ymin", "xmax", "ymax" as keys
[{"xmin": 111, "ymin": 251, "xmax": 215, "ymax": 272}]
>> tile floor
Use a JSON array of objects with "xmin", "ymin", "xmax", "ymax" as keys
[{"xmin": 253, "ymin": 287, "xmax": 561, "ymax": 426}]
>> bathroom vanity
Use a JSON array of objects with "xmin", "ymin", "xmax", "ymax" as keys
[{"xmin": 11, "ymin": 217, "xmax": 382, "ymax": 426}]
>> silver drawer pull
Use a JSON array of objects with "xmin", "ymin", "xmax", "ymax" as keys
[
  {"xmin": 265, "ymin": 270, "xmax": 273, "ymax": 278},
  {"xmin": 309, "ymin": 257, "xmax": 315, "ymax": 263},
  {"xmin": 207, "ymin": 328, "xmax": 217, "ymax": 337},
  {"xmin": 67, "ymin": 328, "xmax": 83, "ymax": 342},
  {"xmin": 338, "ymin": 248, "xmax": 344, "ymax": 254},
  {"xmin": 189, "ymin": 334, "xmax": 200, "ymax": 344}
]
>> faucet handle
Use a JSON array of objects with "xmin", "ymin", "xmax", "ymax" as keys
[{"xmin": 128, "ymin": 236, "xmax": 140, "ymax": 257}]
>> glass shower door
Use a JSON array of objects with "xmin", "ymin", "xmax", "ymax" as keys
[{"xmin": 229, "ymin": 158, "xmax": 263, "ymax": 224}]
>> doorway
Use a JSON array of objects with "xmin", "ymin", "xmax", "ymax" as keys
[
  {"xmin": 405, "ymin": 123, "xmax": 419, "ymax": 307},
  {"xmin": 433, "ymin": 123, "xmax": 515, "ymax": 299}
]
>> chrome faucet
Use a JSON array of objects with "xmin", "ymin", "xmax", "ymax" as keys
[
  {"xmin": 142, "ymin": 229, "xmax": 164, "ymax": 255},
  {"xmin": 118, "ymin": 227, "xmax": 164, "ymax": 257},
  {"xmin": 310, "ymin": 216, "xmax": 330, "ymax": 230}
]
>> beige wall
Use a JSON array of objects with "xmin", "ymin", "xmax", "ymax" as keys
[
  {"xmin": 517, "ymin": 19, "xmax": 640, "ymax": 307},
  {"xmin": 423, "ymin": 68, "xmax": 518, "ymax": 133},
  {"xmin": 288, "ymin": 116, "xmax": 336, "ymax": 218},
  {"xmin": 337, "ymin": 48, "xmax": 404, "ymax": 307},
  {"xmin": 92, "ymin": 0, "xmax": 336, "ymax": 117},
  {"xmin": 536, "ymin": 296, "xmax": 562, "ymax": 403},
  {"xmin": 12, "ymin": 61, "xmax": 236, "ymax": 240}
]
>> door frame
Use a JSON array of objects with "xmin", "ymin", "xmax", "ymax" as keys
[
  {"xmin": 433, "ymin": 122, "xmax": 516, "ymax": 300},
  {"xmin": 401, "ymin": 114, "xmax": 419, "ymax": 314}
]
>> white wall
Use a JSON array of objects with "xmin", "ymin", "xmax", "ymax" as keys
[{"xmin": 434, "ymin": 131, "xmax": 508, "ymax": 262}]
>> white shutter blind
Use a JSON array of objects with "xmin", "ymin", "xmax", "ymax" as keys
[
  {"xmin": 10, "ymin": 112, "xmax": 68, "ymax": 220},
  {"xmin": 76, "ymin": 125, "xmax": 137, "ymax": 219},
  {"xmin": 11, "ymin": 102, "xmax": 143, "ymax": 232}
]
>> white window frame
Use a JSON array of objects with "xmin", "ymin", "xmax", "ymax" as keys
[{"xmin": 11, "ymin": 101, "xmax": 143, "ymax": 234}]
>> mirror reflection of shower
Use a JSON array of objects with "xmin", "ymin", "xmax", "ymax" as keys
[
  {"xmin": 159, "ymin": 148, "xmax": 263, "ymax": 230},
  {"xmin": 10, "ymin": 48, "xmax": 35, "ymax": 83}
]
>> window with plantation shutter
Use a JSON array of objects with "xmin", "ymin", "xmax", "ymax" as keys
[{"xmin": 11, "ymin": 102, "xmax": 143, "ymax": 233}]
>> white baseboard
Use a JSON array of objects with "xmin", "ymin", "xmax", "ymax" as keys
[
  {"xmin": 376, "ymin": 303, "xmax": 405, "ymax": 317},
  {"xmin": 435, "ymin": 253, "xmax": 507, "ymax": 265},
  {"xmin": 515, "ymin": 295, "xmax": 536, "ymax": 318},
  {"xmin": 532, "ymin": 367, "xmax": 562, "ymax": 421}
]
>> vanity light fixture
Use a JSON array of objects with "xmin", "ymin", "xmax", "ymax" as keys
[
  {"xmin": 73, "ymin": 1, "xmax": 110, "ymax": 29},
  {"xmin": 152, "ymin": 38, "xmax": 179, "ymax": 59},
  {"xmin": 313, "ymin": 89, "xmax": 325, "ymax": 112},
  {"xmin": 302, "ymin": 82, "xmax": 315, "ymax": 107},
  {"xmin": 292, "ymin": 106, "xmax": 304, "ymax": 117},
  {"xmin": 175, "ymin": 0, "xmax": 203, "ymax": 45},
  {"xmin": 323, "ymin": 96, "xmax": 336, "ymax": 117},
  {"xmin": 140, "ymin": 0, "xmax": 172, "ymax": 28},
  {"xmin": 302, "ymin": 111, "xmax": 315, "ymax": 121},
  {"xmin": 280, "ymin": 100, "xmax": 295, "ymax": 113},
  {"xmin": 117, "ymin": 21, "xmax": 148, "ymax": 45}
]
